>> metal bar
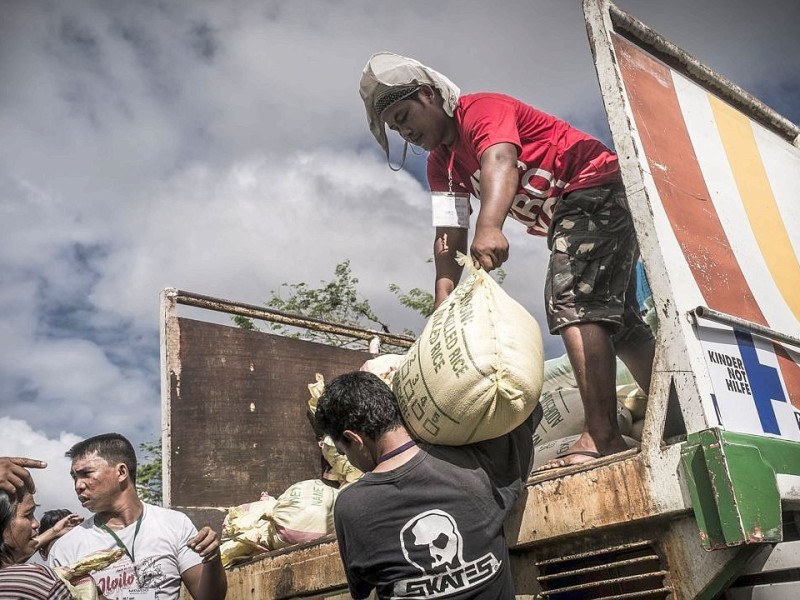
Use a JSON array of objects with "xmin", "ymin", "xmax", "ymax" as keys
[
  {"xmin": 536, "ymin": 540, "xmax": 657, "ymax": 566},
  {"xmin": 537, "ymin": 554, "xmax": 660, "ymax": 581},
  {"xmin": 692, "ymin": 306, "xmax": 800, "ymax": 349},
  {"xmin": 167, "ymin": 288, "xmax": 416, "ymax": 349},
  {"xmin": 539, "ymin": 571, "xmax": 669, "ymax": 596},
  {"xmin": 159, "ymin": 288, "xmax": 176, "ymax": 509},
  {"xmin": 607, "ymin": 2, "xmax": 800, "ymax": 147}
]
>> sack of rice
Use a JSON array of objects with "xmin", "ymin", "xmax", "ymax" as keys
[
  {"xmin": 532, "ymin": 434, "xmax": 640, "ymax": 470},
  {"xmin": 533, "ymin": 388, "xmax": 633, "ymax": 446},
  {"xmin": 617, "ymin": 383, "xmax": 648, "ymax": 421},
  {"xmin": 220, "ymin": 496, "xmax": 278, "ymax": 568},
  {"xmin": 392, "ymin": 253, "xmax": 544, "ymax": 445},
  {"xmin": 361, "ymin": 353, "xmax": 405, "ymax": 386},
  {"xmin": 307, "ymin": 373, "xmax": 326, "ymax": 413},
  {"xmin": 268, "ymin": 479, "xmax": 339, "ymax": 550},
  {"xmin": 54, "ymin": 548, "xmax": 126, "ymax": 599},
  {"xmin": 542, "ymin": 353, "xmax": 576, "ymax": 392},
  {"xmin": 542, "ymin": 354, "xmax": 638, "ymax": 393}
]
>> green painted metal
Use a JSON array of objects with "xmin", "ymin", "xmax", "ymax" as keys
[{"xmin": 680, "ymin": 427, "xmax": 800, "ymax": 550}]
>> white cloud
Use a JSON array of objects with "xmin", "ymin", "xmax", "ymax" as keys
[{"xmin": 0, "ymin": 418, "xmax": 85, "ymax": 517}]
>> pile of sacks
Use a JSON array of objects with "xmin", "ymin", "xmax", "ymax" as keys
[
  {"xmin": 530, "ymin": 354, "xmax": 648, "ymax": 469},
  {"xmin": 219, "ymin": 479, "xmax": 339, "ymax": 568}
]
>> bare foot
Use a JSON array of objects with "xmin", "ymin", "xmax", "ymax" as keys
[{"xmin": 535, "ymin": 433, "xmax": 629, "ymax": 471}]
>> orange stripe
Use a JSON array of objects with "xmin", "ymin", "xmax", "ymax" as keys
[
  {"xmin": 612, "ymin": 33, "xmax": 766, "ymax": 326},
  {"xmin": 708, "ymin": 95, "xmax": 800, "ymax": 323}
]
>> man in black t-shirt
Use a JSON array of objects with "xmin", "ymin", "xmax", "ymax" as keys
[{"xmin": 315, "ymin": 371, "xmax": 541, "ymax": 599}]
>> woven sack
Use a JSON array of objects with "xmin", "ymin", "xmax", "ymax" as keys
[
  {"xmin": 269, "ymin": 479, "xmax": 338, "ymax": 550},
  {"xmin": 392, "ymin": 254, "xmax": 543, "ymax": 445},
  {"xmin": 533, "ymin": 387, "xmax": 632, "ymax": 446}
]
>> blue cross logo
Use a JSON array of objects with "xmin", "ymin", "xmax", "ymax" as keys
[{"xmin": 735, "ymin": 329, "xmax": 787, "ymax": 435}]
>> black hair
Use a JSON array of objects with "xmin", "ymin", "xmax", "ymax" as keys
[
  {"xmin": 39, "ymin": 509, "xmax": 72, "ymax": 534},
  {"xmin": 0, "ymin": 490, "xmax": 20, "ymax": 566},
  {"xmin": 315, "ymin": 371, "xmax": 405, "ymax": 443},
  {"xmin": 67, "ymin": 432, "xmax": 138, "ymax": 485}
]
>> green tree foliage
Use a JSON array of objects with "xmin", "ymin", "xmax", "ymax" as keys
[
  {"xmin": 388, "ymin": 284, "xmax": 435, "ymax": 320},
  {"xmin": 237, "ymin": 259, "xmax": 507, "ymax": 342},
  {"xmin": 136, "ymin": 439, "xmax": 162, "ymax": 505},
  {"xmin": 235, "ymin": 260, "xmax": 397, "ymax": 350}
]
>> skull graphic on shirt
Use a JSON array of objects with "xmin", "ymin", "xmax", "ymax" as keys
[{"xmin": 401, "ymin": 510, "xmax": 465, "ymax": 573}]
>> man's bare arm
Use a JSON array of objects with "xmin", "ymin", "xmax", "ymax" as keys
[
  {"xmin": 182, "ymin": 526, "xmax": 227, "ymax": 600},
  {"xmin": 471, "ymin": 142, "xmax": 520, "ymax": 271}
]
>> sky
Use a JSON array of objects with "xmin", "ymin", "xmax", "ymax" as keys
[{"xmin": 1, "ymin": 0, "xmax": 798, "ymax": 516}]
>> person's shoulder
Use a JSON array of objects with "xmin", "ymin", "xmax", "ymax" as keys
[
  {"xmin": 0, "ymin": 564, "xmax": 70, "ymax": 599},
  {"xmin": 144, "ymin": 503, "xmax": 195, "ymax": 526},
  {"xmin": 459, "ymin": 92, "xmax": 521, "ymax": 109},
  {"xmin": 334, "ymin": 480, "xmax": 379, "ymax": 515},
  {"xmin": 336, "ymin": 480, "xmax": 366, "ymax": 502}
]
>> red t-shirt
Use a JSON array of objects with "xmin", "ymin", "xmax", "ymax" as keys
[{"xmin": 427, "ymin": 93, "xmax": 620, "ymax": 236}]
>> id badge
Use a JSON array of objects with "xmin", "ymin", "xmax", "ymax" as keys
[{"xmin": 431, "ymin": 191, "xmax": 470, "ymax": 229}]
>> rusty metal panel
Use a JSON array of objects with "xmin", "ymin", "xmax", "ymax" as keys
[
  {"xmin": 507, "ymin": 450, "xmax": 686, "ymax": 549},
  {"xmin": 166, "ymin": 316, "xmax": 368, "ymax": 529},
  {"xmin": 222, "ymin": 539, "xmax": 348, "ymax": 599}
]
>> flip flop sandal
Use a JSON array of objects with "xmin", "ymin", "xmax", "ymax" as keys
[{"xmin": 535, "ymin": 449, "xmax": 602, "ymax": 471}]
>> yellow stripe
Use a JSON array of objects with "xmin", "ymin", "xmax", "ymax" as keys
[{"xmin": 708, "ymin": 94, "xmax": 800, "ymax": 322}]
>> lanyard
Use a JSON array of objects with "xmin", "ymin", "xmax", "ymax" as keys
[
  {"xmin": 101, "ymin": 513, "xmax": 143, "ymax": 566},
  {"xmin": 378, "ymin": 440, "xmax": 417, "ymax": 464}
]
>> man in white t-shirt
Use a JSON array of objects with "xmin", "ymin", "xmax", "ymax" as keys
[{"xmin": 49, "ymin": 433, "xmax": 227, "ymax": 600}]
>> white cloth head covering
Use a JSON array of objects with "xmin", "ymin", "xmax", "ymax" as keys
[{"xmin": 359, "ymin": 52, "xmax": 460, "ymax": 163}]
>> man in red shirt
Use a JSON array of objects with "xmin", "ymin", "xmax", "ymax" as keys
[{"xmin": 360, "ymin": 53, "xmax": 655, "ymax": 468}]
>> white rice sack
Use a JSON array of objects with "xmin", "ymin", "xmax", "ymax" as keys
[
  {"xmin": 533, "ymin": 388, "xmax": 633, "ymax": 446},
  {"xmin": 268, "ymin": 479, "xmax": 338, "ymax": 550},
  {"xmin": 361, "ymin": 353, "xmax": 405, "ymax": 387},
  {"xmin": 393, "ymin": 254, "xmax": 544, "ymax": 445},
  {"xmin": 532, "ymin": 434, "xmax": 640, "ymax": 470},
  {"xmin": 542, "ymin": 353, "xmax": 576, "ymax": 392},
  {"xmin": 220, "ymin": 497, "xmax": 278, "ymax": 567},
  {"xmin": 617, "ymin": 383, "xmax": 648, "ymax": 421},
  {"xmin": 307, "ymin": 373, "xmax": 326, "ymax": 413},
  {"xmin": 542, "ymin": 354, "xmax": 638, "ymax": 393}
]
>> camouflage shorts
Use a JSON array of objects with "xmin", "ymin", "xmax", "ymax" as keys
[{"xmin": 545, "ymin": 181, "xmax": 651, "ymax": 343}]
